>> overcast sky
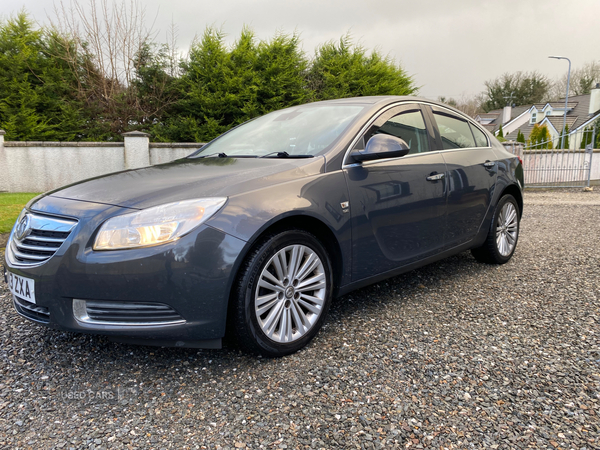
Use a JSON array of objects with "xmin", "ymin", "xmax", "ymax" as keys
[{"xmin": 2, "ymin": 0, "xmax": 599, "ymax": 100}]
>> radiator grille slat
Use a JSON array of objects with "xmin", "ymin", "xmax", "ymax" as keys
[{"xmin": 8, "ymin": 212, "xmax": 77, "ymax": 266}]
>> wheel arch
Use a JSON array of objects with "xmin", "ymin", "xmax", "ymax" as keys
[
  {"xmin": 247, "ymin": 214, "xmax": 343, "ymax": 293},
  {"xmin": 499, "ymin": 183, "xmax": 523, "ymax": 218},
  {"xmin": 224, "ymin": 213, "xmax": 345, "ymax": 336}
]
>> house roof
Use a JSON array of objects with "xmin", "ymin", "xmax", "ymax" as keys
[
  {"xmin": 505, "ymin": 123, "xmax": 535, "ymax": 141},
  {"xmin": 476, "ymin": 113, "xmax": 500, "ymax": 119},
  {"xmin": 533, "ymin": 102, "xmax": 578, "ymax": 110},
  {"xmin": 486, "ymin": 93, "xmax": 600, "ymax": 142},
  {"xmin": 554, "ymin": 94, "xmax": 596, "ymax": 132},
  {"xmin": 544, "ymin": 116, "xmax": 578, "ymax": 132},
  {"xmin": 478, "ymin": 105, "xmax": 529, "ymax": 133}
]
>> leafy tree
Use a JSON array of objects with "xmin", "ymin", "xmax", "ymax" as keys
[
  {"xmin": 517, "ymin": 129, "xmax": 525, "ymax": 143},
  {"xmin": 483, "ymin": 71, "xmax": 550, "ymax": 112},
  {"xmin": 1, "ymin": 8, "xmax": 418, "ymax": 143},
  {"xmin": 527, "ymin": 124, "xmax": 553, "ymax": 149},
  {"xmin": 438, "ymin": 94, "xmax": 484, "ymax": 117},
  {"xmin": 131, "ymin": 42, "xmax": 180, "ymax": 130},
  {"xmin": 498, "ymin": 123, "xmax": 504, "ymax": 138},
  {"xmin": 0, "ymin": 13, "xmax": 85, "ymax": 140},
  {"xmin": 254, "ymin": 33, "xmax": 309, "ymax": 115},
  {"xmin": 153, "ymin": 27, "xmax": 261, "ymax": 142},
  {"xmin": 551, "ymin": 61, "xmax": 600, "ymax": 99},
  {"xmin": 307, "ymin": 35, "xmax": 417, "ymax": 101},
  {"xmin": 49, "ymin": 0, "xmax": 179, "ymax": 139}
]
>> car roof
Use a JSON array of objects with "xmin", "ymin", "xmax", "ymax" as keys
[
  {"xmin": 311, "ymin": 96, "xmax": 422, "ymax": 106},
  {"xmin": 311, "ymin": 96, "xmax": 474, "ymax": 122}
]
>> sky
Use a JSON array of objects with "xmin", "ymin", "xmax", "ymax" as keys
[{"xmin": 2, "ymin": 0, "xmax": 599, "ymax": 100}]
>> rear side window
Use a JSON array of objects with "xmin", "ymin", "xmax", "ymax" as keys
[
  {"xmin": 433, "ymin": 112, "xmax": 476, "ymax": 149},
  {"xmin": 370, "ymin": 110, "xmax": 430, "ymax": 154},
  {"xmin": 470, "ymin": 123, "xmax": 489, "ymax": 147}
]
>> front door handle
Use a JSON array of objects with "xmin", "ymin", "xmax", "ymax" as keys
[
  {"xmin": 426, "ymin": 172, "xmax": 445, "ymax": 181},
  {"xmin": 483, "ymin": 160, "xmax": 496, "ymax": 168}
]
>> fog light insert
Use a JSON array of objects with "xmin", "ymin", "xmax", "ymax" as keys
[{"xmin": 73, "ymin": 299, "xmax": 185, "ymax": 326}]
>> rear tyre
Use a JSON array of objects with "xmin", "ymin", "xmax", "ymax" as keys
[
  {"xmin": 471, "ymin": 194, "xmax": 520, "ymax": 264},
  {"xmin": 231, "ymin": 230, "xmax": 333, "ymax": 357}
]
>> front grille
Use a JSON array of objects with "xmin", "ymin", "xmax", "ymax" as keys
[
  {"xmin": 14, "ymin": 295, "xmax": 50, "ymax": 324},
  {"xmin": 73, "ymin": 300, "xmax": 185, "ymax": 326},
  {"xmin": 8, "ymin": 212, "xmax": 77, "ymax": 266}
]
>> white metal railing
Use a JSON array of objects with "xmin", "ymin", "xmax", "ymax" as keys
[{"xmin": 501, "ymin": 127, "xmax": 598, "ymax": 188}]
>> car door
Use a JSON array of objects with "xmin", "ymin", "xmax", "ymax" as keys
[
  {"xmin": 425, "ymin": 105, "xmax": 498, "ymax": 248},
  {"xmin": 343, "ymin": 104, "xmax": 448, "ymax": 281}
]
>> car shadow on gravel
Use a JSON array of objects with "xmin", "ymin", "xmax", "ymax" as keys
[{"xmin": 325, "ymin": 250, "xmax": 489, "ymax": 327}]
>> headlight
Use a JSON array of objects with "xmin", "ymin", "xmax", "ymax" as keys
[{"xmin": 93, "ymin": 198, "xmax": 227, "ymax": 250}]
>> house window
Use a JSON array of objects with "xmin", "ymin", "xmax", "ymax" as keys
[
  {"xmin": 546, "ymin": 108, "xmax": 552, "ymax": 116},
  {"xmin": 530, "ymin": 111, "xmax": 537, "ymax": 124}
]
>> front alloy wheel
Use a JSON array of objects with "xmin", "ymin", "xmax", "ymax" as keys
[
  {"xmin": 231, "ymin": 230, "xmax": 333, "ymax": 357},
  {"xmin": 255, "ymin": 244, "xmax": 327, "ymax": 343}
]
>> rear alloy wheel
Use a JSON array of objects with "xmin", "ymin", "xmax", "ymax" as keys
[
  {"xmin": 471, "ymin": 194, "xmax": 520, "ymax": 264},
  {"xmin": 231, "ymin": 230, "xmax": 333, "ymax": 357}
]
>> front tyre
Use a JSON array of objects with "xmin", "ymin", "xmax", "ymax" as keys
[
  {"xmin": 231, "ymin": 230, "xmax": 333, "ymax": 357},
  {"xmin": 471, "ymin": 194, "xmax": 520, "ymax": 264}
]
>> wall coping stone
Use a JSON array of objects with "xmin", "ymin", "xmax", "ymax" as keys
[
  {"xmin": 122, "ymin": 131, "xmax": 150, "ymax": 137},
  {"xmin": 149, "ymin": 142, "xmax": 205, "ymax": 148},
  {"xmin": 4, "ymin": 141, "xmax": 124, "ymax": 147}
]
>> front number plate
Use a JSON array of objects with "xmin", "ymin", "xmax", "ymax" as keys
[{"xmin": 7, "ymin": 272, "xmax": 36, "ymax": 304}]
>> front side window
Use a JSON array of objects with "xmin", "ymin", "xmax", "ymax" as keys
[
  {"xmin": 433, "ymin": 112, "xmax": 476, "ymax": 149},
  {"xmin": 356, "ymin": 109, "xmax": 430, "ymax": 155}
]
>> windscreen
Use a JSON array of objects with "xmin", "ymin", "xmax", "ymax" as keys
[{"xmin": 190, "ymin": 104, "xmax": 365, "ymax": 158}]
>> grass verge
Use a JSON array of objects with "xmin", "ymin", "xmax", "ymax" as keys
[{"xmin": 0, "ymin": 193, "xmax": 41, "ymax": 234}]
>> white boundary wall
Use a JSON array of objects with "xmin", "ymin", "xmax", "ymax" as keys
[{"xmin": 0, "ymin": 131, "xmax": 203, "ymax": 193}]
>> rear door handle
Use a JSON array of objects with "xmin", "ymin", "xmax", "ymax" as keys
[
  {"xmin": 483, "ymin": 160, "xmax": 496, "ymax": 168},
  {"xmin": 426, "ymin": 173, "xmax": 445, "ymax": 181}
]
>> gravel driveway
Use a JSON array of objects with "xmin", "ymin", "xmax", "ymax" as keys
[{"xmin": 1, "ymin": 190, "xmax": 599, "ymax": 449}]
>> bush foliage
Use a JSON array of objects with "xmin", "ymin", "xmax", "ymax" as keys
[
  {"xmin": 528, "ymin": 124, "xmax": 553, "ymax": 149},
  {"xmin": 0, "ymin": 13, "xmax": 416, "ymax": 142}
]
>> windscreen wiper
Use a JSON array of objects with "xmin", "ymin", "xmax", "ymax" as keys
[
  {"xmin": 260, "ymin": 151, "xmax": 314, "ymax": 158},
  {"xmin": 197, "ymin": 152, "xmax": 228, "ymax": 158}
]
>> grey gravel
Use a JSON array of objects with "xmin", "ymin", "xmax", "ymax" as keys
[{"xmin": 1, "ymin": 189, "xmax": 599, "ymax": 449}]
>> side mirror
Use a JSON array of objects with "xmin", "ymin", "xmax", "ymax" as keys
[{"xmin": 351, "ymin": 134, "xmax": 410, "ymax": 162}]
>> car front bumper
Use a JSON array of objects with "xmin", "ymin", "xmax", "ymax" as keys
[{"xmin": 3, "ymin": 197, "xmax": 247, "ymax": 348}]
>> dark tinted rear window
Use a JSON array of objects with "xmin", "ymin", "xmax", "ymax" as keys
[{"xmin": 433, "ymin": 112, "xmax": 476, "ymax": 149}]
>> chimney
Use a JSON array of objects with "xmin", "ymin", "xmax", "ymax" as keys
[
  {"xmin": 590, "ymin": 83, "xmax": 600, "ymax": 115},
  {"xmin": 502, "ymin": 105, "xmax": 512, "ymax": 124}
]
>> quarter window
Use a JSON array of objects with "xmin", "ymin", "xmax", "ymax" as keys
[
  {"xmin": 469, "ymin": 123, "xmax": 489, "ymax": 147},
  {"xmin": 433, "ymin": 112, "xmax": 476, "ymax": 149}
]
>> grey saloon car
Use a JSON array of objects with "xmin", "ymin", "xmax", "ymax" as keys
[{"xmin": 3, "ymin": 96, "xmax": 523, "ymax": 357}]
